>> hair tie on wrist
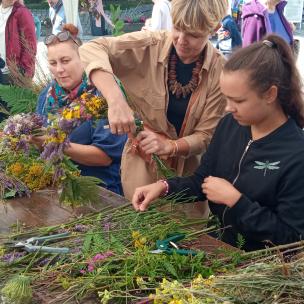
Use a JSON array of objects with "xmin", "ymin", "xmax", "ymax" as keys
[{"xmin": 159, "ymin": 179, "xmax": 169, "ymax": 197}]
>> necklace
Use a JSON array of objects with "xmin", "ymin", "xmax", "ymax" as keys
[{"xmin": 168, "ymin": 51, "xmax": 203, "ymax": 99}]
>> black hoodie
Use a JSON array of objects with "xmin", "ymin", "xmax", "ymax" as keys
[{"xmin": 168, "ymin": 113, "xmax": 304, "ymax": 251}]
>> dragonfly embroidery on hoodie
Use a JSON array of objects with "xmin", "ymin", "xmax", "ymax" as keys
[{"xmin": 254, "ymin": 161, "xmax": 280, "ymax": 176}]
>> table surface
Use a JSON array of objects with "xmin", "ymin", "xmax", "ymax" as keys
[{"xmin": 0, "ymin": 187, "xmax": 236, "ymax": 253}]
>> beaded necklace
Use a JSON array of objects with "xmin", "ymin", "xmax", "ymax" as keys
[{"xmin": 168, "ymin": 50, "xmax": 203, "ymax": 99}]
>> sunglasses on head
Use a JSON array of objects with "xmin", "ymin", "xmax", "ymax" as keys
[{"xmin": 44, "ymin": 31, "xmax": 81, "ymax": 46}]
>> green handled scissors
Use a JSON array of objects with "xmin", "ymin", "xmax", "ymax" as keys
[
  {"xmin": 8, "ymin": 232, "xmax": 70, "ymax": 254},
  {"xmin": 150, "ymin": 233, "xmax": 197, "ymax": 256}
]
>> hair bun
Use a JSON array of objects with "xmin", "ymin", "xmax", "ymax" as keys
[{"xmin": 62, "ymin": 24, "xmax": 79, "ymax": 37}]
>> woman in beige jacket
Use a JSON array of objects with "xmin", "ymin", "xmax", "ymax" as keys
[{"xmin": 79, "ymin": 0, "xmax": 228, "ymax": 217}]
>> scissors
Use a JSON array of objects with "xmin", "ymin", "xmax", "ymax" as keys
[
  {"xmin": 150, "ymin": 233, "xmax": 197, "ymax": 256},
  {"xmin": 7, "ymin": 232, "xmax": 70, "ymax": 254}
]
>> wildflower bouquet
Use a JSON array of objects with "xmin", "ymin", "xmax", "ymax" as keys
[{"xmin": 0, "ymin": 92, "xmax": 108, "ymax": 205}]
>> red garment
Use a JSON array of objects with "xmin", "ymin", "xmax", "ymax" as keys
[{"xmin": 5, "ymin": 2, "xmax": 37, "ymax": 78}]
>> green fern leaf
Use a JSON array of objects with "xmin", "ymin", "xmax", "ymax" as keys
[{"xmin": 0, "ymin": 85, "xmax": 38, "ymax": 115}]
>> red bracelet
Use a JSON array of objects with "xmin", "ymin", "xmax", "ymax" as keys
[{"xmin": 159, "ymin": 179, "xmax": 169, "ymax": 197}]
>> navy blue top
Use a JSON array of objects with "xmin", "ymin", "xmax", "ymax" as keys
[
  {"xmin": 269, "ymin": 10, "xmax": 292, "ymax": 45},
  {"xmin": 167, "ymin": 53, "xmax": 195, "ymax": 136},
  {"xmin": 37, "ymin": 84, "xmax": 127, "ymax": 195}
]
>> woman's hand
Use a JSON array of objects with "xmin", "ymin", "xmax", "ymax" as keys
[
  {"xmin": 137, "ymin": 130, "xmax": 173, "ymax": 156},
  {"xmin": 90, "ymin": 70, "xmax": 136, "ymax": 135},
  {"xmin": 202, "ymin": 176, "xmax": 241, "ymax": 208},
  {"xmin": 28, "ymin": 135, "xmax": 46, "ymax": 149},
  {"xmin": 132, "ymin": 181, "xmax": 166, "ymax": 211},
  {"xmin": 108, "ymin": 101, "xmax": 135, "ymax": 135}
]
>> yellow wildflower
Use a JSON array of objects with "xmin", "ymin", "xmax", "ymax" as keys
[
  {"xmin": 168, "ymin": 300, "xmax": 183, "ymax": 304},
  {"xmin": 23, "ymin": 163, "xmax": 53, "ymax": 191},
  {"xmin": 203, "ymin": 275, "xmax": 215, "ymax": 287},
  {"xmin": 62, "ymin": 109, "xmax": 73, "ymax": 120},
  {"xmin": 98, "ymin": 289, "xmax": 112, "ymax": 304},
  {"xmin": 0, "ymin": 246, "xmax": 5, "ymax": 257},
  {"xmin": 27, "ymin": 164, "xmax": 43, "ymax": 176},
  {"xmin": 136, "ymin": 276, "xmax": 147, "ymax": 289},
  {"xmin": 60, "ymin": 278, "xmax": 71, "ymax": 290},
  {"xmin": 132, "ymin": 230, "xmax": 147, "ymax": 249},
  {"xmin": 7, "ymin": 162, "xmax": 24, "ymax": 177},
  {"xmin": 132, "ymin": 231, "xmax": 141, "ymax": 239}
]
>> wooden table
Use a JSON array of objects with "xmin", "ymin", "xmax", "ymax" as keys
[
  {"xmin": 0, "ymin": 187, "xmax": 126, "ymax": 234},
  {"xmin": 0, "ymin": 188, "xmax": 236, "ymax": 253}
]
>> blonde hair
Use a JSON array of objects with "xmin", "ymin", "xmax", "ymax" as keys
[{"xmin": 171, "ymin": 0, "xmax": 228, "ymax": 34}]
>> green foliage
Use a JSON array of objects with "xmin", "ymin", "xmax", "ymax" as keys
[
  {"xmin": 236, "ymin": 233, "xmax": 246, "ymax": 250},
  {"xmin": 152, "ymin": 154, "xmax": 176, "ymax": 179},
  {"xmin": 110, "ymin": 4, "xmax": 125, "ymax": 36},
  {"xmin": 0, "ymin": 85, "xmax": 38, "ymax": 115},
  {"xmin": 1, "ymin": 274, "xmax": 32, "ymax": 304},
  {"xmin": 59, "ymin": 174, "xmax": 102, "ymax": 206}
]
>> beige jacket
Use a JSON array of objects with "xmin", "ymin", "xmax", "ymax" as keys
[{"xmin": 79, "ymin": 30, "xmax": 226, "ymax": 201}]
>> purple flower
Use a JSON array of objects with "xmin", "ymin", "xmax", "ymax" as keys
[
  {"xmin": 52, "ymin": 166, "xmax": 65, "ymax": 185},
  {"xmin": 2, "ymin": 251, "xmax": 26, "ymax": 263},
  {"xmin": 103, "ymin": 222, "xmax": 111, "ymax": 232},
  {"xmin": 58, "ymin": 118, "xmax": 79, "ymax": 133},
  {"xmin": 73, "ymin": 224, "xmax": 88, "ymax": 233},
  {"xmin": 0, "ymin": 172, "xmax": 30, "ymax": 198},
  {"xmin": 38, "ymin": 257, "xmax": 50, "ymax": 267},
  {"xmin": 88, "ymin": 264, "xmax": 95, "ymax": 272},
  {"xmin": 3, "ymin": 113, "xmax": 44, "ymax": 137},
  {"xmin": 92, "ymin": 251, "xmax": 114, "ymax": 263},
  {"xmin": 84, "ymin": 251, "xmax": 114, "ymax": 273}
]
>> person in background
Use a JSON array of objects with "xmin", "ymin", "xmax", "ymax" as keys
[
  {"xmin": 0, "ymin": 55, "xmax": 5, "ymax": 84},
  {"xmin": 144, "ymin": 0, "xmax": 172, "ymax": 31},
  {"xmin": 231, "ymin": 0, "xmax": 245, "ymax": 32},
  {"xmin": 242, "ymin": 0, "xmax": 293, "ymax": 47},
  {"xmin": 33, "ymin": 14, "xmax": 41, "ymax": 40},
  {"xmin": 17, "ymin": 0, "xmax": 41, "ymax": 41},
  {"xmin": 34, "ymin": 24, "xmax": 127, "ymax": 195},
  {"xmin": 132, "ymin": 34, "xmax": 304, "ymax": 252},
  {"xmin": 0, "ymin": 0, "xmax": 36, "ymax": 84},
  {"xmin": 47, "ymin": 0, "xmax": 83, "ymax": 36},
  {"xmin": 216, "ymin": 10, "xmax": 242, "ymax": 56},
  {"xmin": 79, "ymin": 0, "xmax": 227, "ymax": 220}
]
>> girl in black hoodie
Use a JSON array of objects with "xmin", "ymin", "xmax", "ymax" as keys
[{"xmin": 132, "ymin": 34, "xmax": 304, "ymax": 251}]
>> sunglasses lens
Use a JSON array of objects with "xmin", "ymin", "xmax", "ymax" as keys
[
  {"xmin": 45, "ymin": 32, "xmax": 80, "ymax": 46},
  {"xmin": 45, "ymin": 34, "xmax": 56, "ymax": 45},
  {"xmin": 57, "ymin": 31, "xmax": 70, "ymax": 42}
]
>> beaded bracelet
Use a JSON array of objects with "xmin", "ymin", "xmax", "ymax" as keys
[{"xmin": 159, "ymin": 179, "xmax": 169, "ymax": 197}]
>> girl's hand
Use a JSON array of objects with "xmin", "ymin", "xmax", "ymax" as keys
[
  {"xmin": 132, "ymin": 181, "xmax": 167, "ymax": 211},
  {"xmin": 202, "ymin": 176, "xmax": 241, "ymax": 207},
  {"xmin": 137, "ymin": 130, "xmax": 173, "ymax": 156}
]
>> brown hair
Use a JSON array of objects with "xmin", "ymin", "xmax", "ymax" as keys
[
  {"xmin": 62, "ymin": 24, "xmax": 79, "ymax": 37},
  {"xmin": 224, "ymin": 34, "xmax": 304, "ymax": 128}
]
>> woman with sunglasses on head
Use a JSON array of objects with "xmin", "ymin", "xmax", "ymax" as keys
[
  {"xmin": 35, "ymin": 24, "xmax": 127, "ymax": 195},
  {"xmin": 132, "ymin": 34, "xmax": 304, "ymax": 251},
  {"xmin": 79, "ymin": 0, "xmax": 228, "ymax": 214}
]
